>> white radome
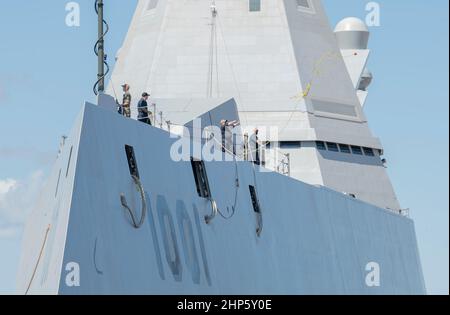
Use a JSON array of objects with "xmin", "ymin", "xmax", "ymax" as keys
[
  {"xmin": 334, "ymin": 17, "xmax": 370, "ymax": 50},
  {"xmin": 334, "ymin": 17, "xmax": 369, "ymax": 33}
]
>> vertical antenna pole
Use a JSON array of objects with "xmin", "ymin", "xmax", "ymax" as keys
[{"xmin": 97, "ymin": 0, "xmax": 105, "ymax": 94}]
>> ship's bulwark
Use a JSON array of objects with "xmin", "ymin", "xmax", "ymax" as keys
[{"xmin": 18, "ymin": 104, "xmax": 425, "ymax": 294}]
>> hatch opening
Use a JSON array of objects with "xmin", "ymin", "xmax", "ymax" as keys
[
  {"xmin": 125, "ymin": 145, "xmax": 140, "ymax": 179},
  {"xmin": 190, "ymin": 158, "xmax": 211, "ymax": 199}
]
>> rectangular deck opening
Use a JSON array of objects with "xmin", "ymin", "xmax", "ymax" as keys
[
  {"xmin": 190, "ymin": 158, "xmax": 211, "ymax": 199},
  {"xmin": 249, "ymin": 185, "xmax": 261, "ymax": 214},
  {"xmin": 125, "ymin": 145, "xmax": 140, "ymax": 178}
]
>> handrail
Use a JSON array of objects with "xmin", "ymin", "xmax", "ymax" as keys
[{"xmin": 121, "ymin": 108, "xmax": 292, "ymax": 176}]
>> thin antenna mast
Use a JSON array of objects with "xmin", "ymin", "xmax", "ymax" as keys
[
  {"xmin": 94, "ymin": 0, "xmax": 109, "ymax": 95},
  {"xmin": 97, "ymin": 0, "xmax": 104, "ymax": 93}
]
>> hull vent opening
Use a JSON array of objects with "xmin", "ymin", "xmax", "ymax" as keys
[
  {"xmin": 66, "ymin": 146, "xmax": 73, "ymax": 178},
  {"xmin": 55, "ymin": 169, "xmax": 62, "ymax": 198},
  {"xmin": 191, "ymin": 158, "xmax": 220, "ymax": 224},
  {"xmin": 249, "ymin": 185, "xmax": 263, "ymax": 237},
  {"xmin": 125, "ymin": 145, "xmax": 140, "ymax": 179},
  {"xmin": 121, "ymin": 145, "xmax": 146, "ymax": 229},
  {"xmin": 249, "ymin": 185, "xmax": 261, "ymax": 214},
  {"xmin": 190, "ymin": 158, "xmax": 211, "ymax": 199}
]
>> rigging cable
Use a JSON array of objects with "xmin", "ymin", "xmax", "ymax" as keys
[
  {"xmin": 280, "ymin": 51, "xmax": 356, "ymax": 135},
  {"xmin": 203, "ymin": 151, "xmax": 238, "ymax": 221},
  {"xmin": 207, "ymin": 1, "xmax": 218, "ymax": 98},
  {"xmin": 120, "ymin": 175, "xmax": 147, "ymax": 229},
  {"xmin": 214, "ymin": 2, "xmax": 220, "ymax": 98},
  {"xmin": 25, "ymin": 225, "xmax": 51, "ymax": 295},
  {"xmin": 216, "ymin": 12, "xmax": 249, "ymax": 127}
]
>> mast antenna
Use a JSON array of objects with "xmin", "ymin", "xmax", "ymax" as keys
[{"xmin": 94, "ymin": 0, "xmax": 110, "ymax": 95}]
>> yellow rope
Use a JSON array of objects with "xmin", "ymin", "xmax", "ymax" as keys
[
  {"xmin": 291, "ymin": 51, "xmax": 357, "ymax": 100},
  {"xmin": 25, "ymin": 224, "xmax": 51, "ymax": 295}
]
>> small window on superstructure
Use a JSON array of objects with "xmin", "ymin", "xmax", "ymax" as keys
[
  {"xmin": 297, "ymin": 0, "xmax": 310, "ymax": 8},
  {"xmin": 363, "ymin": 147, "xmax": 375, "ymax": 156},
  {"xmin": 339, "ymin": 144, "xmax": 351, "ymax": 154},
  {"xmin": 326, "ymin": 142, "xmax": 339, "ymax": 152},
  {"xmin": 249, "ymin": 0, "xmax": 261, "ymax": 12},
  {"xmin": 297, "ymin": 0, "xmax": 315, "ymax": 13},
  {"xmin": 147, "ymin": 0, "xmax": 158, "ymax": 11},
  {"xmin": 280, "ymin": 141, "xmax": 301, "ymax": 149},
  {"xmin": 316, "ymin": 141, "xmax": 326, "ymax": 151},
  {"xmin": 351, "ymin": 146, "xmax": 363, "ymax": 155}
]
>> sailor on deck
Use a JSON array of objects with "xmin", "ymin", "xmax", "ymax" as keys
[
  {"xmin": 137, "ymin": 92, "xmax": 152, "ymax": 125},
  {"xmin": 249, "ymin": 128, "xmax": 260, "ymax": 165},
  {"xmin": 220, "ymin": 119, "xmax": 239, "ymax": 154},
  {"xmin": 121, "ymin": 84, "xmax": 132, "ymax": 118}
]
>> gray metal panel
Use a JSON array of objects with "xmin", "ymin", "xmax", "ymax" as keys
[
  {"xmin": 312, "ymin": 98, "xmax": 358, "ymax": 117},
  {"xmin": 283, "ymin": 0, "xmax": 361, "ymax": 106}
]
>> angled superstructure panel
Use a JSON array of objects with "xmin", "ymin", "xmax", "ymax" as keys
[
  {"xmin": 283, "ymin": 0, "xmax": 360, "ymax": 106},
  {"xmin": 109, "ymin": 0, "xmax": 305, "ymax": 113},
  {"xmin": 108, "ymin": 0, "xmax": 169, "ymax": 102},
  {"xmin": 341, "ymin": 50, "xmax": 370, "ymax": 89},
  {"xmin": 17, "ymin": 105, "xmax": 86, "ymax": 295}
]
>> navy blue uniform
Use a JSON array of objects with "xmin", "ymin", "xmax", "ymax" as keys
[{"xmin": 137, "ymin": 99, "xmax": 152, "ymax": 125}]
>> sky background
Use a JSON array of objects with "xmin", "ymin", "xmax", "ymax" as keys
[{"xmin": 0, "ymin": 0, "xmax": 448, "ymax": 294}]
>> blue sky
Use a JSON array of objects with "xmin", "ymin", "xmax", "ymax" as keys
[{"xmin": 0, "ymin": 0, "xmax": 448, "ymax": 294}]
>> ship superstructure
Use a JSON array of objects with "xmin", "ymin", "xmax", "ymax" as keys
[{"xmin": 108, "ymin": 0, "xmax": 399, "ymax": 210}]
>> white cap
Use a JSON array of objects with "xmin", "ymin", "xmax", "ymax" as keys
[{"xmin": 334, "ymin": 17, "xmax": 369, "ymax": 33}]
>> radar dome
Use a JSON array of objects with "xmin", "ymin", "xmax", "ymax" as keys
[{"xmin": 334, "ymin": 17, "xmax": 370, "ymax": 50}]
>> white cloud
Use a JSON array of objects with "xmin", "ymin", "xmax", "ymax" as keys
[
  {"xmin": 0, "ymin": 171, "xmax": 45, "ymax": 239},
  {"xmin": 0, "ymin": 179, "xmax": 17, "ymax": 196}
]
